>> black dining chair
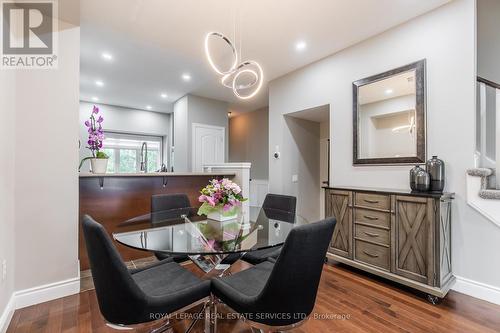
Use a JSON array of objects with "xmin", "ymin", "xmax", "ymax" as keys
[
  {"xmin": 211, "ymin": 217, "xmax": 336, "ymax": 332},
  {"xmin": 241, "ymin": 194, "xmax": 297, "ymax": 265},
  {"xmin": 82, "ymin": 215, "xmax": 211, "ymax": 332},
  {"xmin": 151, "ymin": 193, "xmax": 191, "ymax": 263}
]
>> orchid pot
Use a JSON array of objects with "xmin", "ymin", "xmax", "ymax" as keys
[
  {"xmin": 198, "ymin": 178, "xmax": 247, "ymax": 222},
  {"xmin": 90, "ymin": 157, "xmax": 109, "ymax": 174}
]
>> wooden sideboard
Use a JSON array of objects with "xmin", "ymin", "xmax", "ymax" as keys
[{"xmin": 324, "ymin": 186, "xmax": 454, "ymax": 302}]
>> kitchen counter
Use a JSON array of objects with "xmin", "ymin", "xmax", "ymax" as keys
[
  {"xmin": 78, "ymin": 171, "xmax": 236, "ymax": 270},
  {"xmin": 79, "ymin": 172, "xmax": 236, "ymax": 177}
]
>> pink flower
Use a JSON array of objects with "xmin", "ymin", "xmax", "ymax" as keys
[
  {"xmin": 93, "ymin": 105, "xmax": 99, "ymax": 114},
  {"xmin": 206, "ymin": 196, "xmax": 216, "ymax": 207},
  {"xmin": 203, "ymin": 239, "xmax": 216, "ymax": 251}
]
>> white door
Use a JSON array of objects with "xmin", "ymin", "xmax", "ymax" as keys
[{"xmin": 192, "ymin": 123, "xmax": 225, "ymax": 172}]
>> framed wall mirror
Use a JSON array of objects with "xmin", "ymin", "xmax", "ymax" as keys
[{"xmin": 353, "ymin": 59, "xmax": 426, "ymax": 165}]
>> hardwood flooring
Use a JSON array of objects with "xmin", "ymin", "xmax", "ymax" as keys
[{"xmin": 7, "ymin": 261, "xmax": 500, "ymax": 332}]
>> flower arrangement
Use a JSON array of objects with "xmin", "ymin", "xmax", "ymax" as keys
[
  {"xmin": 79, "ymin": 105, "xmax": 109, "ymax": 172},
  {"xmin": 198, "ymin": 178, "xmax": 247, "ymax": 219}
]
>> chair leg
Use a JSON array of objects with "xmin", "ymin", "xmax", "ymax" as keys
[
  {"xmin": 149, "ymin": 318, "xmax": 173, "ymax": 333},
  {"xmin": 210, "ymin": 296, "xmax": 218, "ymax": 333},
  {"xmin": 205, "ymin": 296, "xmax": 217, "ymax": 333},
  {"xmin": 149, "ymin": 301, "xmax": 208, "ymax": 333},
  {"xmin": 185, "ymin": 302, "xmax": 208, "ymax": 333},
  {"xmin": 250, "ymin": 328, "xmax": 264, "ymax": 333}
]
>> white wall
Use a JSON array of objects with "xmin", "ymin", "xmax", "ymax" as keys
[
  {"xmin": 173, "ymin": 94, "xmax": 229, "ymax": 171},
  {"xmin": 0, "ymin": 70, "xmax": 16, "ymax": 328},
  {"xmin": 229, "ymin": 108, "xmax": 269, "ymax": 180},
  {"xmin": 14, "ymin": 23, "xmax": 80, "ymax": 293},
  {"xmin": 283, "ymin": 116, "xmax": 321, "ymax": 222},
  {"xmin": 270, "ymin": 0, "xmax": 500, "ymax": 296},
  {"xmin": 187, "ymin": 95, "xmax": 229, "ymax": 168},
  {"xmin": 320, "ymin": 121, "xmax": 330, "ymax": 219},
  {"xmin": 173, "ymin": 96, "xmax": 188, "ymax": 172},
  {"xmin": 79, "ymin": 102, "xmax": 171, "ymax": 170},
  {"xmin": 477, "ymin": 0, "xmax": 500, "ymax": 84}
]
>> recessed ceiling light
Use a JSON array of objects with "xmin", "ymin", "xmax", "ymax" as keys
[
  {"xmin": 385, "ymin": 89, "xmax": 394, "ymax": 95},
  {"xmin": 95, "ymin": 80, "xmax": 104, "ymax": 87},
  {"xmin": 146, "ymin": 105, "xmax": 152, "ymax": 110},
  {"xmin": 91, "ymin": 96, "xmax": 99, "ymax": 102},
  {"xmin": 101, "ymin": 52, "xmax": 113, "ymax": 61},
  {"xmin": 160, "ymin": 93, "xmax": 168, "ymax": 99},
  {"xmin": 295, "ymin": 41, "xmax": 307, "ymax": 51},
  {"xmin": 182, "ymin": 73, "xmax": 191, "ymax": 81}
]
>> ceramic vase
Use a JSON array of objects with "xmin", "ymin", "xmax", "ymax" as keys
[{"xmin": 207, "ymin": 209, "xmax": 238, "ymax": 222}]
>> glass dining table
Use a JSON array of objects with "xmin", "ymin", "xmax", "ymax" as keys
[{"xmin": 113, "ymin": 206, "xmax": 308, "ymax": 276}]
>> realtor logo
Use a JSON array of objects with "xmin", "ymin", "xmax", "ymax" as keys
[{"xmin": 1, "ymin": 0, "xmax": 58, "ymax": 69}]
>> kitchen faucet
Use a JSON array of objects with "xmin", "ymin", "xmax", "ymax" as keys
[{"xmin": 140, "ymin": 142, "xmax": 148, "ymax": 173}]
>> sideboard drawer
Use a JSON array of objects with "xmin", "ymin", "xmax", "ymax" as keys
[
  {"xmin": 355, "ymin": 240, "xmax": 390, "ymax": 271},
  {"xmin": 355, "ymin": 224, "xmax": 390, "ymax": 246},
  {"xmin": 355, "ymin": 192, "xmax": 391, "ymax": 211},
  {"xmin": 354, "ymin": 208, "xmax": 391, "ymax": 229}
]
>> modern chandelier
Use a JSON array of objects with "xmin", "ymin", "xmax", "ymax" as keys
[{"xmin": 204, "ymin": 31, "xmax": 264, "ymax": 100}]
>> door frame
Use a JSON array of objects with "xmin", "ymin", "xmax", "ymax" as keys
[{"xmin": 191, "ymin": 123, "xmax": 226, "ymax": 172}]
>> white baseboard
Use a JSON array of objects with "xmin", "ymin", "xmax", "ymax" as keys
[
  {"xmin": 452, "ymin": 275, "xmax": 500, "ymax": 305},
  {"xmin": 0, "ymin": 295, "xmax": 15, "ymax": 333},
  {"xmin": 0, "ymin": 276, "xmax": 80, "ymax": 332},
  {"xmin": 14, "ymin": 276, "xmax": 80, "ymax": 310}
]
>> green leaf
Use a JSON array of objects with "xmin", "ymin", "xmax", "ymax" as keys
[
  {"xmin": 78, "ymin": 156, "xmax": 93, "ymax": 171},
  {"xmin": 95, "ymin": 151, "xmax": 109, "ymax": 159}
]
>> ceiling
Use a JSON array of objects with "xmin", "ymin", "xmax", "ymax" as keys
[
  {"xmin": 359, "ymin": 70, "xmax": 416, "ymax": 105},
  {"xmin": 287, "ymin": 105, "xmax": 330, "ymax": 123},
  {"xmin": 80, "ymin": 0, "xmax": 450, "ymax": 114}
]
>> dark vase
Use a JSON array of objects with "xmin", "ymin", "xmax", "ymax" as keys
[
  {"xmin": 415, "ymin": 168, "xmax": 430, "ymax": 192},
  {"xmin": 409, "ymin": 165, "xmax": 425, "ymax": 191},
  {"xmin": 426, "ymin": 155, "xmax": 445, "ymax": 192}
]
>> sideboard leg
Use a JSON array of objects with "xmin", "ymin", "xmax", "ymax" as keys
[{"xmin": 427, "ymin": 294, "xmax": 440, "ymax": 305}]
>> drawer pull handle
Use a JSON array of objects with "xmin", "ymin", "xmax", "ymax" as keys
[
  {"xmin": 364, "ymin": 199, "xmax": 379, "ymax": 204},
  {"xmin": 363, "ymin": 215, "xmax": 379, "ymax": 221},
  {"xmin": 363, "ymin": 250, "xmax": 379, "ymax": 258},
  {"xmin": 363, "ymin": 231, "xmax": 380, "ymax": 237}
]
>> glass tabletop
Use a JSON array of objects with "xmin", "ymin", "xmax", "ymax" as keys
[{"xmin": 113, "ymin": 206, "xmax": 308, "ymax": 256}]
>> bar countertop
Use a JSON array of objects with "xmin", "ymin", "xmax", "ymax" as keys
[{"xmin": 79, "ymin": 172, "xmax": 236, "ymax": 178}]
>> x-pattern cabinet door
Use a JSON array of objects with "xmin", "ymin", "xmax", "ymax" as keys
[
  {"xmin": 326, "ymin": 190, "xmax": 353, "ymax": 259},
  {"xmin": 394, "ymin": 196, "xmax": 435, "ymax": 285}
]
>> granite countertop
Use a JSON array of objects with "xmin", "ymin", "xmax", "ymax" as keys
[
  {"xmin": 323, "ymin": 185, "xmax": 454, "ymax": 199},
  {"xmin": 79, "ymin": 172, "xmax": 236, "ymax": 178}
]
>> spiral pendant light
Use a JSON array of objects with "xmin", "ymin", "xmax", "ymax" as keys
[{"xmin": 204, "ymin": 32, "xmax": 264, "ymax": 100}]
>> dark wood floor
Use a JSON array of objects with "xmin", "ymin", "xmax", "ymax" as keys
[{"xmin": 7, "ymin": 261, "xmax": 500, "ymax": 333}]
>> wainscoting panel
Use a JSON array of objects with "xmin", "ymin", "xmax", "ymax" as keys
[{"xmin": 249, "ymin": 179, "xmax": 269, "ymax": 207}]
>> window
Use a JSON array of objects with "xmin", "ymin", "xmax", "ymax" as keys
[{"xmin": 102, "ymin": 132, "xmax": 163, "ymax": 173}]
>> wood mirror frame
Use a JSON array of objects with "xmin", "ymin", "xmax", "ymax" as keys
[{"xmin": 353, "ymin": 59, "xmax": 427, "ymax": 165}]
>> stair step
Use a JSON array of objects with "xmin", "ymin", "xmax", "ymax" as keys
[{"xmin": 467, "ymin": 168, "xmax": 500, "ymax": 200}]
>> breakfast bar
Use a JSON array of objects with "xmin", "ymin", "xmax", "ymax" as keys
[{"xmin": 78, "ymin": 172, "xmax": 236, "ymax": 270}]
